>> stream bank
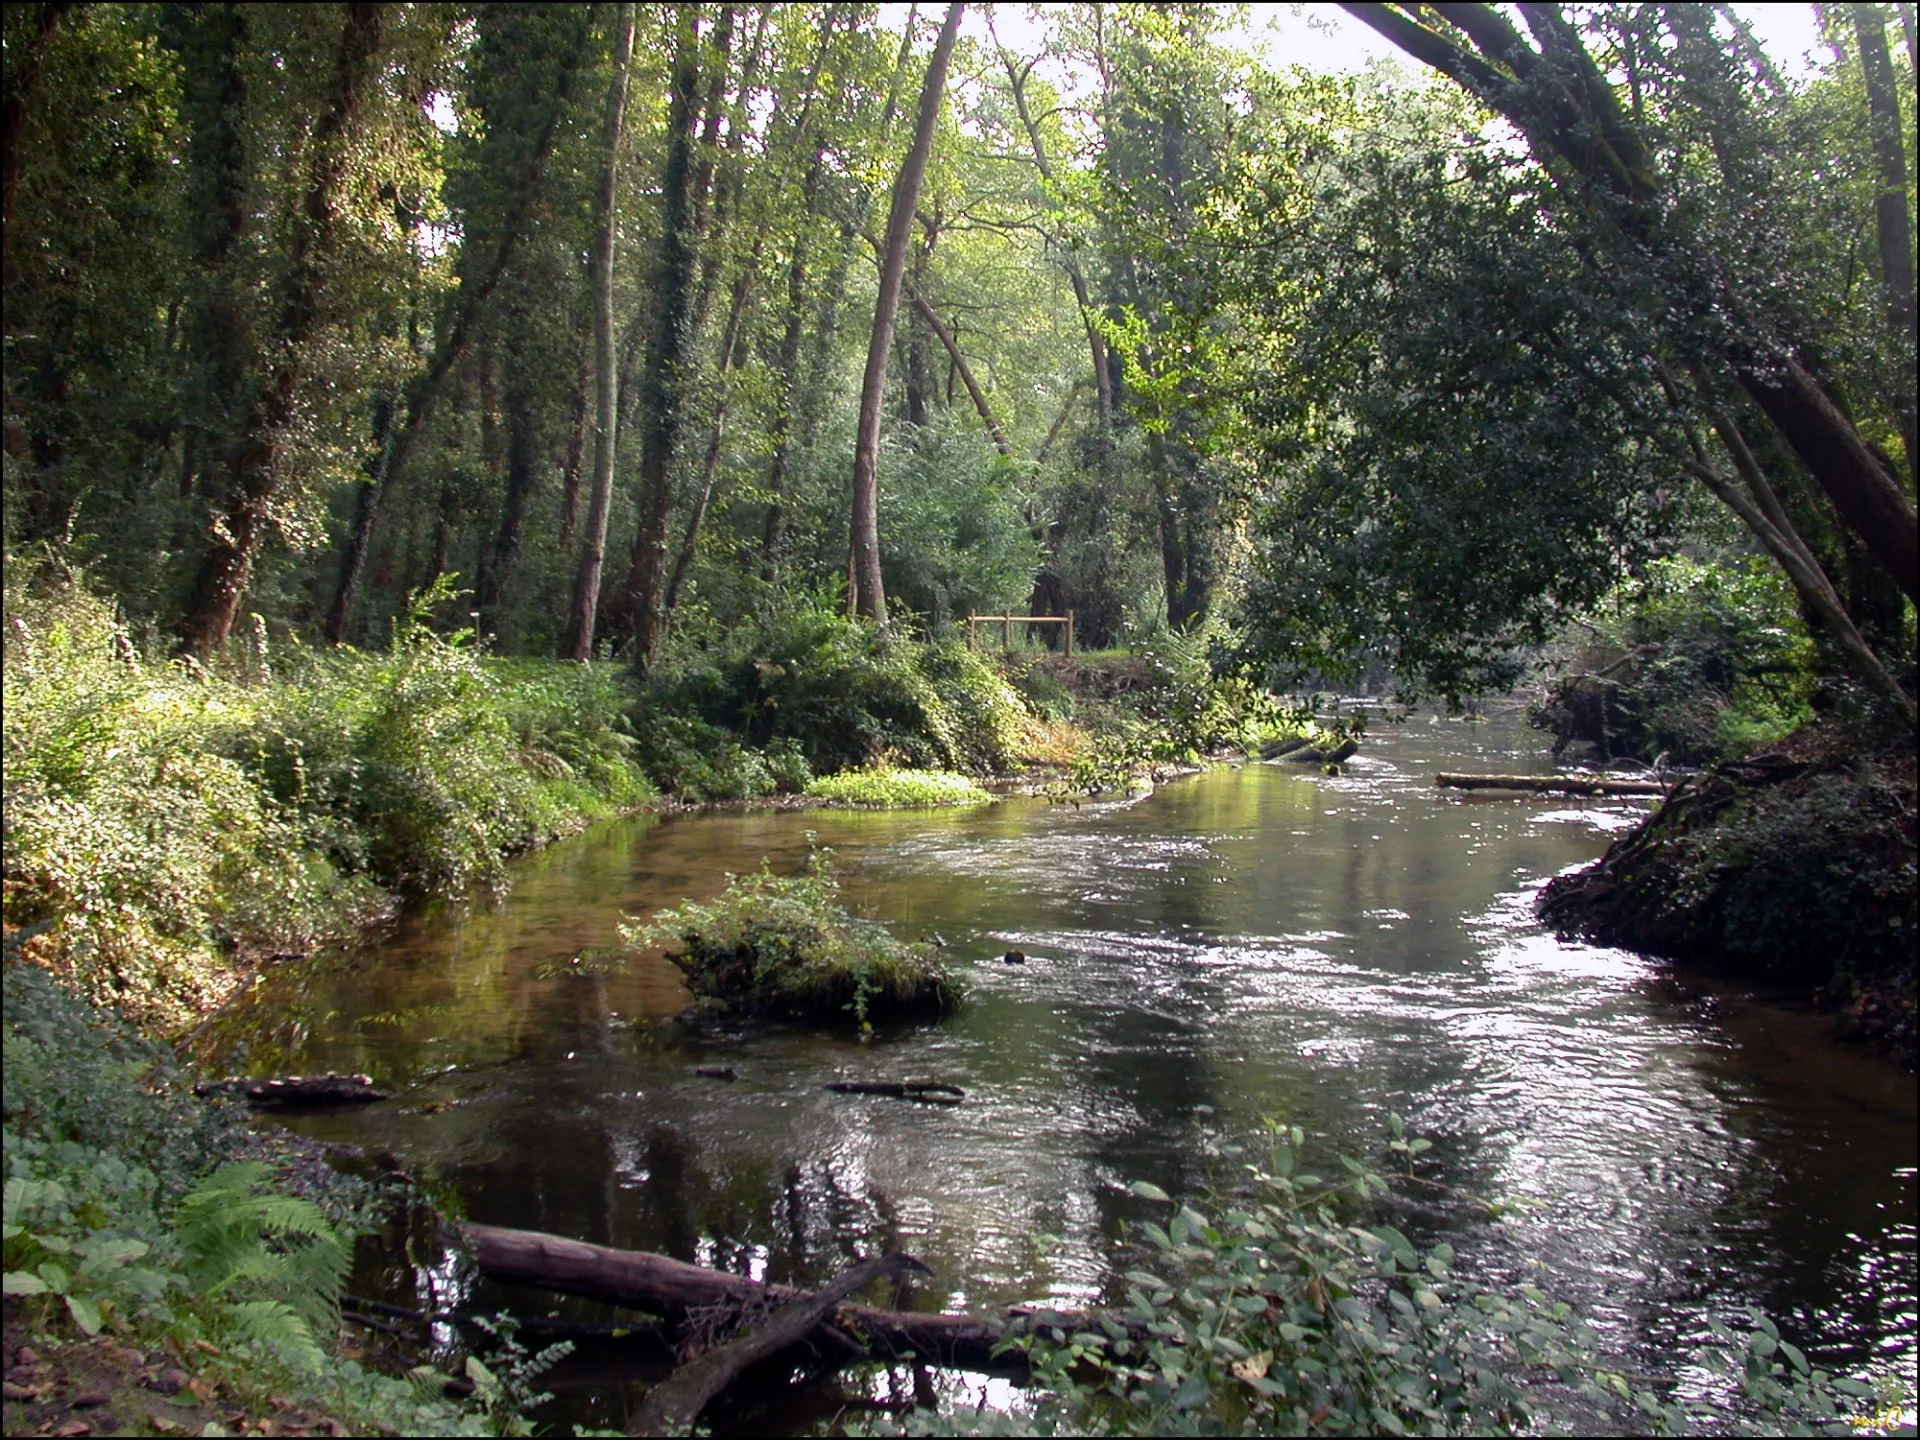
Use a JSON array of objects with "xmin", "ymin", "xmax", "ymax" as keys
[{"xmin": 1538, "ymin": 728, "xmax": 1917, "ymax": 1065}]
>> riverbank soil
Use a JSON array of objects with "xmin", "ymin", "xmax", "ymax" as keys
[
  {"xmin": 1538, "ymin": 728, "xmax": 1917, "ymax": 1064},
  {"xmin": 2, "ymin": 1298, "xmax": 349, "ymax": 1438}
]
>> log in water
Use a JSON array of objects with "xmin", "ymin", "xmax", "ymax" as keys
[
  {"xmin": 458, "ymin": 1221, "xmax": 1088, "ymax": 1375},
  {"xmin": 1434, "ymin": 771, "xmax": 1673, "ymax": 796}
]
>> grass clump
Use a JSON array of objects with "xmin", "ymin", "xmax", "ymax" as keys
[
  {"xmin": 804, "ymin": 768, "xmax": 992, "ymax": 808},
  {"xmin": 623, "ymin": 849, "xmax": 958, "ymax": 1030}
]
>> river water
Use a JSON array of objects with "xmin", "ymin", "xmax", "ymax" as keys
[{"xmin": 201, "ymin": 709, "xmax": 1916, "ymax": 1431}]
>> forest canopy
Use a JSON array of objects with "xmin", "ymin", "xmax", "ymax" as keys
[{"xmin": 1, "ymin": 2, "xmax": 1913, "ymax": 710}]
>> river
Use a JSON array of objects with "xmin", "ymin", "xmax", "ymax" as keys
[{"xmin": 200, "ymin": 708, "xmax": 1916, "ymax": 1432}]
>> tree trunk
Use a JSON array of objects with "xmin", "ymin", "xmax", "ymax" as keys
[
  {"xmin": 325, "ymin": 9, "xmax": 588, "ymax": 646},
  {"xmin": 1, "ymin": 2, "xmax": 71, "ymax": 230},
  {"xmin": 631, "ymin": 1253, "xmax": 928, "ymax": 1437},
  {"xmin": 611, "ymin": 8, "xmax": 703, "ymax": 669},
  {"xmin": 906, "ymin": 286, "xmax": 1011, "ymax": 456},
  {"xmin": 1851, "ymin": 0, "xmax": 1917, "ymax": 480},
  {"xmin": 561, "ymin": 3, "xmax": 635, "ymax": 662},
  {"xmin": 1343, "ymin": 1, "xmax": 1919, "ymax": 606},
  {"xmin": 997, "ymin": 43, "xmax": 1115, "ymax": 444},
  {"xmin": 179, "ymin": 3, "xmax": 387, "ymax": 659},
  {"xmin": 476, "ymin": 372, "xmax": 538, "ymax": 639},
  {"xmin": 850, "ymin": 1, "xmax": 966, "ymax": 628}
]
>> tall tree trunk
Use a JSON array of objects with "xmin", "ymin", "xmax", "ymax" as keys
[
  {"xmin": 850, "ymin": 1, "xmax": 965, "ymax": 629},
  {"xmin": 477, "ymin": 372, "xmax": 538, "ymax": 639},
  {"xmin": 611, "ymin": 8, "xmax": 703, "ymax": 669},
  {"xmin": 179, "ymin": 3, "xmax": 387, "ymax": 659},
  {"xmin": 561, "ymin": 2, "xmax": 636, "ymax": 661},
  {"xmin": 666, "ymin": 236, "xmax": 761, "ymax": 621},
  {"xmin": 326, "ymin": 6, "xmax": 589, "ymax": 645},
  {"xmin": 557, "ymin": 336, "xmax": 591, "ymax": 547},
  {"xmin": 1851, "ymin": 1, "xmax": 1917, "ymax": 481}
]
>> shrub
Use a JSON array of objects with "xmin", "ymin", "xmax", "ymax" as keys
[
  {"xmin": 804, "ymin": 768, "xmax": 992, "ymax": 808},
  {"xmin": 634, "ymin": 608, "xmax": 1029, "ymax": 794},
  {"xmin": 1531, "ymin": 556, "xmax": 1817, "ymax": 765},
  {"xmin": 3, "ymin": 565, "xmax": 654, "ymax": 1023},
  {"xmin": 622, "ymin": 850, "xmax": 958, "ymax": 1030}
]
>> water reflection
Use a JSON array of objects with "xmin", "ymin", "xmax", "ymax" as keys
[{"xmin": 203, "ymin": 710, "xmax": 1915, "ymax": 1426}]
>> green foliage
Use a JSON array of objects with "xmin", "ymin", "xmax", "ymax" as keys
[
  {"xmin": 1223, "ymin": 83, "xmax": 1673, "ymax": 703},
  {"xmin": 635, "ymin": 608, "xmax": 1028, "ymax": 796},
  {"xmin": 172, "ymin": 1161, "xmax": 349, "ymax": 1373},
  {"xmin": 804, "ymin": 768, "xmax": 992, "ymax": 808},
  {"xmin": 1532, "ymin": 556, "xmax": 1818, "ymax": 765},
  {"xmin": 866, "ymin": 1117, "xmax": 1911, "ymax": 1438},
  {"xmin": 622, "ymin": 849, "xmax": 958, "ymax": 1030},
  {"xmin": 2, "ymin": 962, "xmax": 524, "ymax": 1435},
  {"xmin": 3, "ymin": 565, "xmax": 653, "ymax": 1023},
  {"xmin": 1053, "ymin": 628, "xmax": 1296, "ymax": 794}
]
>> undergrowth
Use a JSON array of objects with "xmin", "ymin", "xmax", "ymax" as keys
[
  {"xmin": 2, "ymin": 961, "xmax": 531, "ymax": 1435},
  {"xmin": 622, "ymin": 848, "xmax": 958, "ymax": 1030},
  {"xmin": 866, "ymin": 1116, "xmax": 1910, "ymax": 1438},
  {"xmin": 633, "ymin": 609, "xmax": 1030, "ymax": 799},
  {"xmin": 3, "ymin": 563, "xmax": 654, "ymax": 1028}
]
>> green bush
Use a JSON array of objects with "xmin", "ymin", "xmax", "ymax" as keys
[
  {"xmin": 3, "ymin": 565, "xmax": 654, "ymax": 1023},
  {"xmin": 634, "ymin": 608, "xmax": 1029, "ymax": 795},
  {"xmin": 804, "ymin": 768, "xmax": 992, "ymax": 808},
  {"xmin": 1531, "ymin": 556, "xmax": 1817, "ymax": 765},
  {"xmin": 622, "ymin": 849, "xmax": 959, "ymax": 1030}
]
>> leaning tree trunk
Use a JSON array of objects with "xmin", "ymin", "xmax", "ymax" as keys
[
  {"xmin": 1342, "ymin": 0, "xmax": 1919, "ymax": 606},
  {"xmin": 561, "ymin": 2, "xmax": 636, "ymax": 662},
  {"xmin": 1851, "ymin": 1, "xmax": 1916, "ymax": 483},
  {"xmin": 179, "ymin": 3, "xmax": 386, "ymax": 659},
  {"xmin": 848, "ymin": 1, "xmax": 965, "ymax": 628}
]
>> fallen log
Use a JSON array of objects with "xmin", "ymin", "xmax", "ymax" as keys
[
  {"xmin": 823, "ymin": 1080, "xmax": 964, "ymax": 1104},
  {"xmin": 1273, "ymin": 738, "xmax": 1360, "ymax": 765},
  {"xmin": 1260, "ymin": 735, "xmax": 1314, "ymax": 760},
  {"xmin": 194, "ymin": 1072, "xmax": 389, "ymax": 1106},
  {"xmin": 1434, "ymin": 772, "xmax": 1673, "ymax": 797},
  {"xmin": 632, "ymin": 1252, "xmax": 929, "ymax": 1436},
  {"xmin": 457, "ymin": 1222, "xmax": 1083, "ymax": 1375}
]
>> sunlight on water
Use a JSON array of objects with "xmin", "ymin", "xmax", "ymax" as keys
[{"xmin": 204, "ymin": 707, "xmax": 1915, "ymax": 1431}]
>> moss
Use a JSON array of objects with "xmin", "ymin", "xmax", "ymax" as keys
[{"xmin": 622, "ymin": 851, "xmax": 958, "ymax": 1030}]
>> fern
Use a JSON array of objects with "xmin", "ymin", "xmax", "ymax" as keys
[{"xmin": 173, "ymin": 1161, "xmax": 348, "ymax": 1371}]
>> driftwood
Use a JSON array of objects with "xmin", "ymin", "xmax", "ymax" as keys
[
  {"xmin": 194, "ymin": 1072, "xmax": 389, "ymax": 1106},
  {"xmin": 823, "ymin": 1081, "xmax": 964, "ymax": 1104},
  {"xmin": 631, "ymin": 1252, "xmax": 929, "ymax": 1436},
  {"xmin": 457, "ymin": 1222, "xmax": 1085, "ymax": 1375},
  {"xmin": 1260, "ymin": 735, "xmax": 1314, "ymax": 760},
  {"xmin": 1268, "ymin": 737, "xmax": 1360, "ymax": 765},
  {"xmin": 1434, "ymin": 772, "xmax": 1673, "ymax": 797}
]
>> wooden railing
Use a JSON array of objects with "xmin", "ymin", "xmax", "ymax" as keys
[{"xmin": 966, "ymin": 611, "xmax": 1074, "ymax": 656}]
